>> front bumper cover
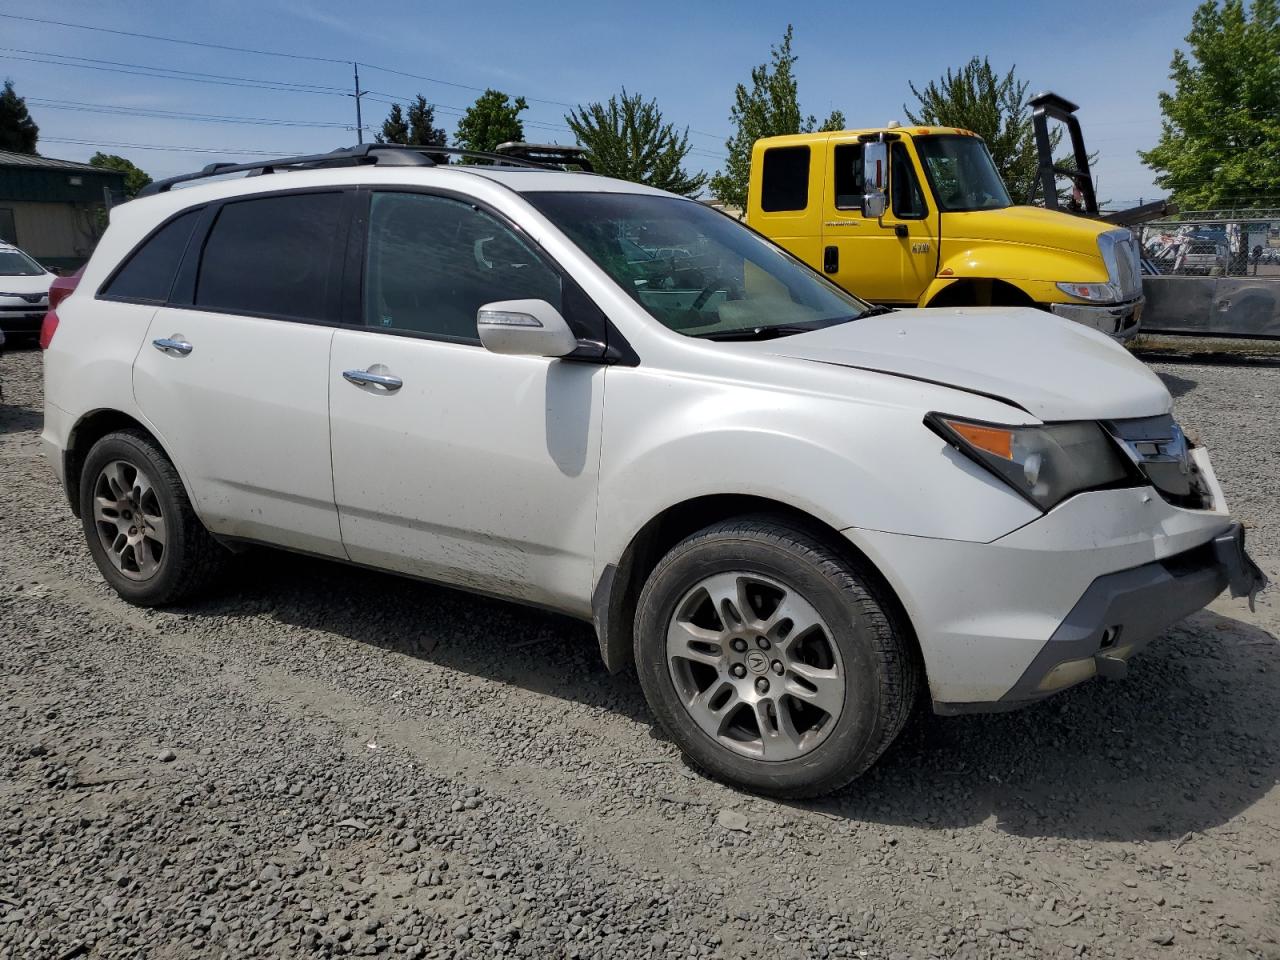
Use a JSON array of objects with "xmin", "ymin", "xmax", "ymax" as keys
[
  {"xmin": 1049, "ymin": 297, "xmax": 1143, "ymax": 342},
  {"xmin": 936, "ymin": 522, "xmax": 1267, "ymax": 715}
]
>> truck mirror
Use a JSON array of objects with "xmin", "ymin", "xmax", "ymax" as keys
[{"xmin": 862, "ymin": 141, "xmax": 889, "ymax": 219}]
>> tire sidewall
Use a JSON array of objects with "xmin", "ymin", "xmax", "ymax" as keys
[
  {"xmin": 79, "ymin": 432, "xmax": 190, "ymax": 605},
  {"xmin": 636, "ymin": 532, "xmax": 889, "ymax": 795}
]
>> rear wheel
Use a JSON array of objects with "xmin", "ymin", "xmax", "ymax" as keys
[
  {"xmin": 79, "ymin": 429, "xmax": 227, "ymax": 606},
  {"xmin": 635, "ymin": 516, "xmax": 918, "ymax": 798}
]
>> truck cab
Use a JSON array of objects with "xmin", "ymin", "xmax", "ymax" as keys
[{"xmin": 747, "ymin": 125, "xmax": 1144, "ymax": 340}]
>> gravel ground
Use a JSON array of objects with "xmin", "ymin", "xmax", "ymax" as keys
[{"xmin": 1, "ymin": 346, "xmax": 1277, "ymax": 960}]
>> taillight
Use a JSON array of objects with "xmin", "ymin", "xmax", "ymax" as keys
[
  {"xmin": 48, "ymin": 283, "xmax": 74, "ymax": 310},
  {"xmin": 39, "ymin": 308, "xmax": 59, "ymax": 350}
]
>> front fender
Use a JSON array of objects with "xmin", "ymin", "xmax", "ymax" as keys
[
  {"xmin": 594, "ymin": 365, "xmax": 1042, "ymax": 582},
  {"xmin": 923, "ymin": 240, "xmax": 1108, "ymax": 306}
]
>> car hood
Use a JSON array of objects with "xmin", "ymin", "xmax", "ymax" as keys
[
  {"xmin": 744, "ymin": 307, "xmax": 1171, "ymax": 421},
  {"xmin": 0, "ymin": 273, "xmax": 54, "ymax": 296},
  {"xmin": 942, "ymin": 205, "xmax": 1111, "ymax": 257}
]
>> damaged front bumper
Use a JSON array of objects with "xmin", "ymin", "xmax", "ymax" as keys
[{"xmin": 935, "ymin": 523, "xmax": 1267, "ymax": 715}]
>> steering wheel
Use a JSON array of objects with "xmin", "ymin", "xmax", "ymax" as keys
[{"xmin": 691, "ymin": 278, "xmax": 732, "ymax": 311}]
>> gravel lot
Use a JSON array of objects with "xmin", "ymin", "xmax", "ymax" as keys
[{"xmin": 1, "ymin": 346, "xmax": 1277, "ymax": 960}]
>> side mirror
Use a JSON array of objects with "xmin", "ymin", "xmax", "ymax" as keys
[
  {"xmin": 862, "ymin": 140, "xmax": 889, "ymax": 219},
  {"xmin": 476, "ymin": 299, "xmax": 578, "ymax": 358}
]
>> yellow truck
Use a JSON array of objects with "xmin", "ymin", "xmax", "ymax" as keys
[{"xmin": 746, "ymin": 96, "xmax": 1145, "ymax": 340}]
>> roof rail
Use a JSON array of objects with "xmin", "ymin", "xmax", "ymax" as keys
[{"xmin": 139, "ymin": 143, "xmax": 553, "ymax": 196}]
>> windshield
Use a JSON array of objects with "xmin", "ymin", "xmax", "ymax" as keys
[
  {"xmin": 915, "ymin": 135, "xmax": 1012, "ymax": 212},
  {"xmin": 0, "ymin": 249, "xmax": 46, "ymax": 277},
  {"xmin": 524, "ymin": 192, "xmax": 871, "ymax": 338}
]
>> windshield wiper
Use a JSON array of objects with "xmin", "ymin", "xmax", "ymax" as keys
[
  {"xmin": 858, "ymin": 305, "xmax": 897, "ymax": 318},
  {"xmin": 694, "ymin": 324, "xmax": 819, "ymax": 342}
]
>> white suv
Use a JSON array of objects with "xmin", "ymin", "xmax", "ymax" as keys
[{"xmin": 41, "ymin": 145, "xmax": 1266, "ymax": 797}]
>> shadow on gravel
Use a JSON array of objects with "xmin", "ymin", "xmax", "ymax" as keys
[
  {"xmin": 0, "ymin": 400, "xmax": 42, "ymax": 434},
  {"xmin": 807, "ymin": 609, "xmax": 1280, "ymax": 842},
  {"xmin": 1156, "ymin": 369, "xmax": 1198, "ymax": 398},
  {"xmin": 184, "ymin": 548, "xmax": 654, "ymax": 725}
]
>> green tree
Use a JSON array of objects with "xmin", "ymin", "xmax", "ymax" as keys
[
  {"xmin": 0, "ymin": 79, "xmax": 39, "ymax": 154},
  {"xmin": 376, "ymin": 96, "xmax": 448, "ymax": 162},
  {"xmin": 1140, "ymin": 0, "xmax": 1280, "ymax": 208},
  {"xmin": 455, "ymin": 89, "xmax": 528, "ymax": 161},
  {"xmin": 709, "ymin": 25, "xmax": 845, "ymax": 208},
  {"xmin": 376, "ymin": 103, "xmax": 409, "ymax": 145},
  {"xmin": 89, "ymin": 152, "xmax": 152, "ymax": 198},
  {"xmin": 904, "ymin": 57, "xmax": 1042, "ymax": 201},
  {"xmin": 565, "ymin": 89, "xmax": 707, "ymax": 196}
]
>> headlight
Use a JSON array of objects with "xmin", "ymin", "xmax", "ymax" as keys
[
  {"xmin": 1056, "ymin": 280, "xmax": 1122, "ymax": 302},
  {"xmin": 925, "ymin": 413, "xmax": 1134, "ymax": 510}
]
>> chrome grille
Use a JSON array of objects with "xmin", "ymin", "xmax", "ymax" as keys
[{"xmin": 1113, "ymin": 235, "xmax": 1141, "ymax": 300}]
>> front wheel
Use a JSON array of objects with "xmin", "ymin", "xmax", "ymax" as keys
[
  {"xmin": 79, "ymin": 429, "xmax": 227, "ymax": 606},
  {"xmin": 634, "ymin": 516, "xmax": 919, "ymax": 798}
]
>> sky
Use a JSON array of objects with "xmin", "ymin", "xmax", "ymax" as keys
[{"xmin": 2, "ymin": 0, "xmax": 1202, "ymax": 205}]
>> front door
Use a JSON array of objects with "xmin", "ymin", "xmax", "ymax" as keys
[
  {"xmin": 822, "ymin": 138, "xmax": 939, "ymax": 304},
  {"xmin": 328, "ymin": 190, "xmax": 604, "ymax": 614}
]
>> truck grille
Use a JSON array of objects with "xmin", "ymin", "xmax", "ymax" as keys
[{"xmin": 1113, "ymin": 235, "xmax": 1141, "ymax": 300}]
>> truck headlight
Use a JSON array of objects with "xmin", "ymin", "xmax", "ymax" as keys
[
  {"xmin": 1056, "ymin": 280, "xmax": 1122, "ymax": 302},
  {"xmin": 925, "ymin": 413, "xmax": 1134, "ymax": 510}
]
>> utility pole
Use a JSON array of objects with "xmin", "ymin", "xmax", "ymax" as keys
[{"xmin": 351, "ymin": 61, "xmax": 366, "ymax": 144}]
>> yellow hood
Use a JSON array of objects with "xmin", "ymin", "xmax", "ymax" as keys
[{"xmin": 943, "ymin": 205, "xmax": 1112, "ymax": 257}]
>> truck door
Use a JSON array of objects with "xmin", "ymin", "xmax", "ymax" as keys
[{"xmin": 821, "ymin": 138, "xmax": 938, "ymax": 305}]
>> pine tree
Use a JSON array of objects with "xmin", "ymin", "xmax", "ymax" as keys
[{"xmin": 0, "ymin": 79, "xmax": 39, "ymax": 154}]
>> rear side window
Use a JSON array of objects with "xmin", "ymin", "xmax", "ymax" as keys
[
  {"xmin": 760, "ymin": 146, "xmax": 809, "ymax": 212},
  {"xmin": 195, "ymin": 192, "xmax": 343, "ymax": 322},
  {"xmin": 100, "ymin": 209, "xmax": 200, "ymax": 303}
]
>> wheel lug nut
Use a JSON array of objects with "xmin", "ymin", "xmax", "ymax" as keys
[
  {"xmin": 730, "ymin": 664, "xmax": 747, "ymax": 679},
  {"xmin": 771, "ymin": 660, "xmax": 784, "ymax": 675},
  {"xmin": 756, "ymin": 636, "xmax": 771, "ymax": 650},
  {"xmin": 730, "ymin": 638, "xmax": 747, "ymax": 653},
  {"xmin": 755, "ymin": 677, "xmax": 770, "ymax": 694}
]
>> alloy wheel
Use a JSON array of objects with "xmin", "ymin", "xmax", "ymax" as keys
[
  {"xmin": 92, "ymin": 459, "xmax": 166, "ymax": 581},
  {"xmin": 665, "ymin": 571, "xmax": 846, "ymax": 761}
]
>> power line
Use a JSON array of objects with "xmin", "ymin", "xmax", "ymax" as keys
[
  {"xmin": 2, "ymin": 53, "xmax": 347, "ymax": 97},
  {"xmin": 27, "ymin": 98, "xmax": 355, "ymax": 129},
  {"xmin": 0, "ymin": 11, "xmax": 731, "ymax": 141},
  {"xmin": 39, "ymin": 136, "xmax": 297, "ymax": 155},
  {"xmin": 0, "ymin": 12, "xmax": 349, "ymax": 63}
]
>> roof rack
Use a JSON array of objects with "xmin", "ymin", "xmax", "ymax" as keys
[
  {"xmin": 139, "ymin": 143, "xmax": 553, "ymax": 196},
  {"xmin": 494, "ymin": 142, "xmax": 593, "ymax": 172}
]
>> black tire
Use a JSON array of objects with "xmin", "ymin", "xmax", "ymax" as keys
[
  {"xmin": 634, "ymin": 515, "xmax": 920, "ymax": 798},
  {"xmin": 79, "ymin": 429, "xmax": 227, "ymax": 606}
]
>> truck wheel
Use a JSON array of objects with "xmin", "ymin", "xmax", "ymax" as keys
[
  {"xmin": 634, "ymin": 516, "xmax": 919, "ymax": 798},
  {"xmin": 79, "ymin": 429, "xmax": 227, "ymax": 606}
]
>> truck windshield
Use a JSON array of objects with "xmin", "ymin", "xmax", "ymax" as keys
[
  {"xmin": 915, "ymin": 136, "xmax": 1012, "ymax": 212},
  {"xmin": 525, "ymin": 192, "xmax": 872, "ymax": 338}
]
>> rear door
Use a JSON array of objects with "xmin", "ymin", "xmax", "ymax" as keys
[
  {"xmin": 327, "ymin": 189, "xmax": 604, "ymax": 614},
  {"xmin": 132, "ymin": 190, "xmax": 350, "ymax": 557},
  {"xmin": 821, "ymin": 138, "xmax": 938, "ymax": 304}
]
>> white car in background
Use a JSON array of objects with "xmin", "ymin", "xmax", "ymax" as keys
[
  {"xmin": 39, "ymin": 145, "xmax": 1266, "ymax": 797},
  {"xmin": 0, "ymin": 241, "xmax": 55, "ymax": 340}
]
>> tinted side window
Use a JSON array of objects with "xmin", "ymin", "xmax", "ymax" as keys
[
  {"xmin": 101, "ymin": 209, "xmax": 200, "ymax": 302},
  {"xmin": 195, "ymin": 192, "xmax": 343, "ymax": 321},
  {"xmin": 364, "ymin": 192, "xmax": 561, "ymax": 342},
  {"xmin": 891, "ymin": 143, "xmax": 928, "ymax": 219},
  {"xmin": 833, "ymin": 144, "xmax": 865, "ymax": 210},
  {"xmin": 760, "ymin": 147, "xmax": 809, "ymax": 212}
]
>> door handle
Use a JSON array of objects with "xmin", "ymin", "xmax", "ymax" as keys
[
  {"xmin": 823, "ymin": 245, "xmax": 839, "ymax": 273},
  {"xmin": 152, "ymin": 337, "xmax": 193, "ymax": 356},
  {"xmin": 342, "ymin": 368, "xmax": 403, "ymax": 391}
]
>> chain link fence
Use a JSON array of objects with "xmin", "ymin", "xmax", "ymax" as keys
[{"xmin": 1136, "ymin": 210, "xmax": 1280, "ymax": 279}]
